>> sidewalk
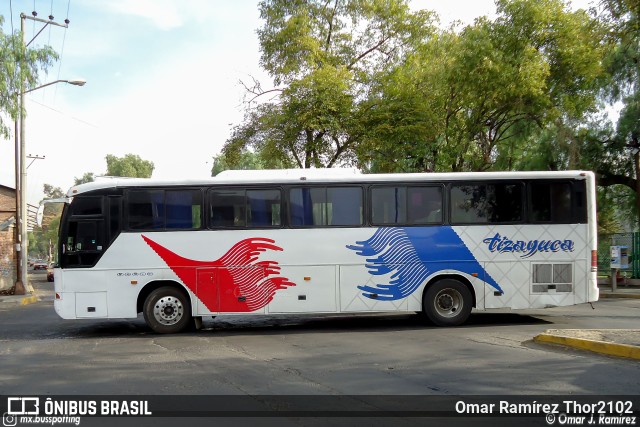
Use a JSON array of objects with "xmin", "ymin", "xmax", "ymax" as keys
[
  {"xmin": 0, "ymin": 277, "xmax": 45, "ymax": 306},
  {"xmin": 0, "ymin": 286, "xmax": 39, "ymax": 306},
  {"xmin": 598, "ymin": 284, "xmax": 640, "ymax": 299},
  {"xmin": 533, "ymin": 282, "xmax": 640, "ymax": 360}
]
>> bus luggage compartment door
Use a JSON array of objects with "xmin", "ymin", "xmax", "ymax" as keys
[
  {"xmin": 196, "ymin": 267, "xmax": 269, "ymax": 314},
  {"xmin": 75, "ymin": 292, "xmax": 108, "ymax": 318}
]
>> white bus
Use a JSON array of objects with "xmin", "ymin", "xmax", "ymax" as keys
[{"xmin": 53, "ymin": 169, "xmax": 598, "ymax": 333}]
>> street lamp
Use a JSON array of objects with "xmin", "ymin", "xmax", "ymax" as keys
[
  {"xmin": 14, "ymin": 78, "xmax": 86, "ymax": 295},
  {"xmin": 21, "ymin": 79, "xmax": 86, "ymax": 95}
]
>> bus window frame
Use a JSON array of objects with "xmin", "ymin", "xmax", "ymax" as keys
[
  {"xmin": 207, "ymin": 186, "xmax": 285, "ymax": 230},
  {"xmin": 369, "ymin": 183, "xmax": 445, "ymax": 227},
  {"xmin": 123, "ymin": 187, "xmax": 205, "ymax": 232},
  {"xmin": 448, "ymin": 180, "xmax": 526, "ymax": 226},
  {"xmin": 287, "ymin": 184, "xmax": 365, "ymax": 229},
  {"xmin": 526, "ymin": 179, "xmax": 587, "ymax": 225},
  {"xmin": 59, "ymin": 195, "xmax": 108, "ymax": 268}
]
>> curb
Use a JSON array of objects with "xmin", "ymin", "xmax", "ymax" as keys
[
  {"xmin": 534, "ymin": 333, "xmax": 640, "ymax": 360},
  {"xmin": 20, "ymin": 295, "xmax": 38, "ymax": 305},
  {"xmin": 599, "ymin": 292, "xmax": 640, "ymax": 299},
  {"xmin": 0, "ymin": 294, "xmax": 39, "ymax": 306}
]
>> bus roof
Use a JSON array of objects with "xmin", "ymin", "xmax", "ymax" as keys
[{"xmin": 66, "ymin": 169, "xmax": 594, "ymax": 197}]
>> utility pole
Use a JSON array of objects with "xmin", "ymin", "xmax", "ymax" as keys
[
  {"xmin": 14, "ymin": 115, "xmax": 23, "ymax": 294},
  {"xmin": 14, "ymin": 11, "xmax": 69, "ymax": 295}
]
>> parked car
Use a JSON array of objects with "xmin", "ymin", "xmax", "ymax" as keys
[{"xmin": 33, "ymin": 260, "xmax": 48, "ymax": 270}]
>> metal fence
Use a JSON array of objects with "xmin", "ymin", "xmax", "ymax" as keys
[{"xmin": 598, "ymin": 232, "xmax": 640, "ymax": 278}]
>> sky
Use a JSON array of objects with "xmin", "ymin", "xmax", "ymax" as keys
[{"xmin": 0, "ymin": 0, "xmax": 595, "ymax": 205}]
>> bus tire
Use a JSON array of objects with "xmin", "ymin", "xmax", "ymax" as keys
[
  {"xmin": 143, "ymin": 286, "xmax": 192, "ymax": 334},
  {"xmin": 423, "ymin": 279, "xmax": 472, "ymax": 326}
]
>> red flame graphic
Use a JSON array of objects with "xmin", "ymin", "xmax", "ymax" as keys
[{"xmin": 142, "ymin": 235, "xmax": 295, "ymax": 312}]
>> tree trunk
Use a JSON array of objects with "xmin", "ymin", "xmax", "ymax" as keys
[{"xmin": 635, "ymin": 148, "xmax": 640, "ymax": 228}]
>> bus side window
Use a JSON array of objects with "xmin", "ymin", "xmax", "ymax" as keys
[
  {"xmin": 529, "ymin": 182, "xmax": 572, "ymax": 223},
  {"xmin": 451, "ymin": 183, "xmax": 522, "ymax": 224},
  {"xmin": 290, "ymin": 187, "xmax": 362, "ymax": 227},
  {"xmin": 328, "ymin": 187, "xmax": 362, "ymax": 226},
  {"xmin": 166, "ymin": 190, "xmax": 202, "ymax": 229},
  {"xmin": 290, "ymin": 188, "xmax": 323, "ymax": 226},
  {"xmin": 210, "ymin": 189, "xmax": 246, "ymax": 227},
  {"xmin": 247, "ymin": 189, "xmax": 281, "ymax": 227},
  {"xmin": 408, "ymin": 187, "xmax": 442, "ymax": 224},
  {"xmin": 127, "ymin": 190, "xmax": 164, "ymax": 230},
  {"xmin": 371, "ymin": 186, "xmax": 407, "ymax": 225}
]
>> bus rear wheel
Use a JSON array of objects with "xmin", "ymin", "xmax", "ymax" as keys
[
  {"xmin": 143, "ymin": 286, "xmax": 192, "ymax": 334},
  {"xmin": 423, "ymin": 279, "xmax": 472, "ymax": 326}
]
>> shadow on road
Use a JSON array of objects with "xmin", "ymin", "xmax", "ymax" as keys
[{"xmin": 2, "ymin": 306, "xmax": 551, "ymax": 340}]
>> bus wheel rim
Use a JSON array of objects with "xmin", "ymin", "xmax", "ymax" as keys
[
  {"xmin": 433, "ymin": 288, "xmax": 462, "ymax": 318},
  {"xmin": 154, "ymin": 296, "xmax": 184, "ymax": 325}
]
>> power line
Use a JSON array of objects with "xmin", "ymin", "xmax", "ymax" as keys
[
  {"xmin": 28, "ymin": 98, "xmax": 99, "ymax": 128},
  {"xmin": 9, "ymin": 0, "xmax": 14, "ymax": 35},
  {"xmin": 54, "ymin": 0, "xmax": 72, "ymax": 102},
  {"xmin": 47, "ymin": 0, "xmax": 53, "ymax": 47}
]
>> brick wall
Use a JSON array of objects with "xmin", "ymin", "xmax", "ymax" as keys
[
  {"xmin": 0, "ymin": 185, "xmax": 15, "ymax": 222},
  {"xmin": 0, "ymin": 226, "xmax": 16, "ymax": 292},
  {"xmin": 0, "ymin": 186, "xmax": 16, "ymax": 292}
]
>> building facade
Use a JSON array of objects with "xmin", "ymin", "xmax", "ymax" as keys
[{"xmin": 0, "ymin": 185, "xmax": 17, "ymax": 293}]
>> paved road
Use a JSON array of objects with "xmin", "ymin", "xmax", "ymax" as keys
[{"xmin": 0, "ymin": 276, "xmax": 638, "ymax": 397}]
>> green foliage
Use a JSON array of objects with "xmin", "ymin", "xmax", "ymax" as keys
[
  {"xmin": 0, "ymin": 15, "xmax": 59, "ymax": 139},
  {"xmin": 29, "ymin": 184, "xmax": 65, "ymax": 261},
  {"xmin": 570, "ymin": 0, "xmax": 640, "ymax": 225},
  {"xmin": 220, "ymin": 0, "xmax": 639, "ymax": 226},
  {"xmin": 597, "ymin": 186, "xmax": 634, "ymax": 233},
  {"xmin": 212, "ymin": 150, "xmax": 291, "ymax": 176},
  {"xmin": 224, "ymin": 0, "xmax": 435, "ymax": 169},
  {"xmin": 362, "ymin": 0, "xmax": 605, "ymax": 172},
  {"xmin": 43, "ymin": 183, "xmax": 64, "ymax": 199},
  {"xmin": 105, "ymin": 154, "xmax": 154, "ymax": 178},
  {"xmin": 74, "ymin": 172, "xmax": 95, "ymax": 185}
]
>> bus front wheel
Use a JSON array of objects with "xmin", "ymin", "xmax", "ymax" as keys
[
  {"xmin": 143, "ymin": 286, "xmax": 192, "ymax": 334},
  {"xmin": 423, "ymin": 279, "xmax": 472, "ymax": 326}
]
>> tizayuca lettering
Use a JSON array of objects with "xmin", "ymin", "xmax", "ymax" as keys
[{"xmin": 483, "ymin": 233, "xmax": 574, "ymax": 258}]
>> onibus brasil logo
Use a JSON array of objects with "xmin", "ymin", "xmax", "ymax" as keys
[{"xmin": 3, "ymin": 397, "xmax": 152, "ymax": 426}]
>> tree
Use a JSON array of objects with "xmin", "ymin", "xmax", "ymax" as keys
[
  {"xmin": 0, "ymin": 15, "xmax": 58, "ymax": 139},
  {"xmin": 29, "ymin": 184, "xmax": 65, "ymax": 261},
  {"xmin": 361, "ymin": 0, "xmax": 605, "ymax": 172},
  {"xmin": 222, "ymin": 0, "xmax": 435, "ymax": 169},
  {"xmin": 105, "ymin": 154, "xmax": 154, "ymax": 178},
  {"xmin": 74, "ymin": 172, "xmax": 95, "ymax": 185},
  {"xmin": 567, "ymin": 0, "xmax": 640, "ymax": 225},
  {"xmin": 211, "ymin": 149, "xmax": 292, "ymax": 176}
]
